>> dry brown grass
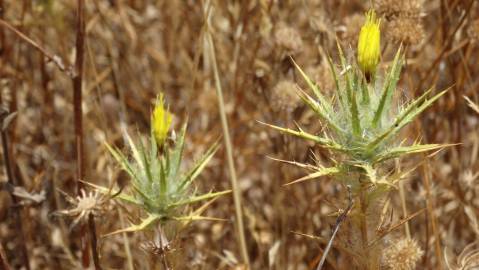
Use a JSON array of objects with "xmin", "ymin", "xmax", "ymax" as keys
[{"xmin": 0, "ymin": 0, "xmax": 479, "ymax": 269}]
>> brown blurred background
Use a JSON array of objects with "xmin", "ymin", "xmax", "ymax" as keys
[{"xmin": 0, "ymin": 0, "xmax": 479, "ymax": 269}]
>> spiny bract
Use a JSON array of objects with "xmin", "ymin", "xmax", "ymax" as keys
[{"xmin": 264, "ymin": 44, "xmax": 448, "ymax": 195}]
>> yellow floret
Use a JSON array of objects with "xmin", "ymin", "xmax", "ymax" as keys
[
  {"xmin": 358, "ymin": 10, "xmax": 381, "ymax": 77},
  {"xmin": 152, "ymin": 93, "xmax": 172, "ymax": 146}
]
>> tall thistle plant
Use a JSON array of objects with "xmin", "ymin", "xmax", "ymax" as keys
[
  {"xmin": 263, "ymin": 10, "xmax": 448, "ymax": 269},
  {"xmin": 88, "ymin": 93, "xmax": 229, "ymax": 237}
]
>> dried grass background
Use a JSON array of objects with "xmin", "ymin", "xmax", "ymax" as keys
[{"xmin": 1, "ymin": 0, "xmax": 479, "ymax": 269}]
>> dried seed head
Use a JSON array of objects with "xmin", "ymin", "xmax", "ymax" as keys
[
  {"xmin": 274, "ymin": 25, "xmax": 304, "ymax": 55},
  {"xmin": 270, "ymin": 80, "xmax": 300, "ymax": 113},
  {"xmin": 386, "ymin": 17, "xmax": 424, "ymax": 45},
  {"xmin": 376, "ymin": 0, "xmax": 423, "ymax": 19},
  {"xmin": 383, "ymin": 238, "xmax": 424, "ymax": 270},
  {"xmin": 459, "ymin": 170, "xmax": 479, "ymax": 188},
  {"xmin": 57, "ymin": 189, "xmax": 106, "ymax": 228},
  {"xmin": 141, "ymin": 228, "xmax": 171, "ymax": 255}
]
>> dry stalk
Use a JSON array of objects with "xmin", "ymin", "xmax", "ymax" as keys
[
  {"xmin": 0, "ymin": 18, "xmax": 72, "ymax": 76},
  {"xmin": 205, "ymin": 6, "xmax": 250, "ymax": 266},
  {"xmin": 317, "ymin": 186, "xmax": 354, "ymax": 270},
  {"xmin": 422, "ymin": 160, "xmax": 444, "ymax": 269},
  {"xmin": 416, "ymin": 0, "xmax": 474, "ymax": 92},
  {"xmin": 0, "ymin": 110, "xmax": 30, "ymax": 270},
  {"xmin": 397, "ymin": 159, "xmax": 411, "ymax": 239},
  {"xmin": 0, "ymin": 242, "xmax": 11, "ymax": 270},
  {"xmin": 72, "ymin": 0, "xmax": 101, "ymax": 269},
  {"xmin": 119, "ymin": 209, "xmax": 134, "ymax": 270}
]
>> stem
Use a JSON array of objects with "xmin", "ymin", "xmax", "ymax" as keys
[
  {"xmin": 72, "ymin": 1, "xmax": 100, "ymax": 269},
  {"xmin": 205, "ymin": 12, "xmax": 250, "ymax": 267},
  {"xmin": 317, "ymin": 186, "xmax": 354, "ymax": 270},
  {"xmin": 74, "ymin": 0, "xmax": 85, "ymax": 197},
  {"xmin": 359, "ymin": 181, "xmax": 369, "ymax": 270},
  {"xmin": 0, "ymin": 112, "xmax": 30, "ymax": 270},
  {"xmin": 397, "ymin": 159, "xmax": 411, "ymax": 239},
  {"xmin": 157, "ymin": 227, "xmax": 170, "ymax": 270},
  {"xmin": 422, "ymin": 160, "xmax": 444, "ymax": 269},
  {"xmin": 88, "ymin": 214, "xmax": 102, "ymax": 270},
  {"xmin": 119, "ymin": 209, "xmax": 134, "ymax": 270},
  {"xmin": 0, "ymin": 242, "xmax": 12, "ymax": 270},
  {"xmin": 0, "ymin": 0, "xmax": 4, "ymax": 57},
  {"xmin": 0, "ymin": 18, "xmax": 71, "ymax": 75}
]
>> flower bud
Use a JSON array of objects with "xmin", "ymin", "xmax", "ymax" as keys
[
  {"xmin": 358, "ymin": 10, "xmax": 381, "ymax": 79},
  {"xmin": 152, "ymin": 93, "xmax": 172, "ymax": 146}
]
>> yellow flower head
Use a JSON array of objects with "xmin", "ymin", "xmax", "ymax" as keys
[
  {"xmin": 152, "ymin": 93, "xmax": 172, "ymax": 146},
  {"xmin": 358, "ymin": 10, "xmax": 381, "ymax": 78}
]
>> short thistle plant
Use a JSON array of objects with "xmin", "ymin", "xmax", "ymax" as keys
[
  {"xmin": 263, "ymin": 9, "xmax": 448, "ymax": 269},
  {"xmin": 88, "ymin": 93, "xmax": 230, "ymax": 236}
]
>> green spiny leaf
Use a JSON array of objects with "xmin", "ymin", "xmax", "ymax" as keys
[
  {"xmin": 125, "ymin": 132, "xmax": 144, "ymax": 171},
  {"xmin": 336, "ymin": 41, "xmax": 354, "ymax": 103},
  {"xmin": 372, "ymin": 47, "xmax": 403, "ymax": 127},
  {"xmin": 258, "ymin": 121, "xmax": 345, "ymax": 151},
  {"xmin": 326, "ymin": 54, "xmax": 347, "ymax": 112},
  {"xmin": 367, "ymin": 88, "xmax": 448, "ymax": 151},
  {"xmin": 177, "ymin": 140, "xmax": 220, "ymax": 192},
  {"xmin": 104, "ymin": 142, "xmax": 137, "ymax": 181},
  {"xmin": 159, "ymin": 152, "xmax": 167, "ymax": 197},
  {"xmin": 82, "ymin": 181, "xmax": 142, "ymax": 206},
  {"xmin": 103, "ymin": 213, "xmax": 161, "ymax": 237},
  {"xmin": 360, "ymin": 79, "xmax": 370, "ymax": 105},
  {"xmin": 168, "ymin": 123, "xmax": 187, "ymax": 181},
  {"xmin": 284, "ymin": 166, "xmax": 341, "ymax": 186},
  {"xmin": 295, "ymin": 87, "xmax": 344, "ymax": 134},
  {"xmin": 172, "ymin": 215, "xmax": 226, "ymax": 222},
  {"xmin": 374, "ymin": 143, "xmax": 449, "ymax": 163},
  {"xmin": 170, "ymin": 190, "xmax": 231, "ymax": 208},
  {"xmin": 175, "ymin": 197, "xmax": 226, "ymax": 224},
  {"xmin": 291, "ymin": 57, "xmax": 333, "ymax": 115},
  {"xmin": 138, "ymin": 137, "xmax": 153, "ymax": 183},
  {"xmin": 350, "ymin": 84, "xmax": 361, "ymax": 136}
]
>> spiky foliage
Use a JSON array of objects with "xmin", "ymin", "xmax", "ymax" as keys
[
  {"xmin": 263, "ymin": 44, "xmax": 448, "ymax": 195},
  {"xmin": 88, "ymin": 103, "xmax": 229, "ymax": 236}
]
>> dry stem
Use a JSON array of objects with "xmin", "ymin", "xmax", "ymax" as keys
[
  {"xmin": 359, "ymin": 182, "xmax": 370, "ymax": 270},
  {"xmin": 0, "ymin": 111, "xmax": 30, "ymax": 269},
  {"xmin": 205, "ymin": 9, "xmax": 250, "ymax": 266},
  {"xmin": 72, "ymin": 0, "xmax": 101, "ymax": 269},
  {"xmin": 422, "ymin": 160, "xmax": 444, "ymax": 269}
]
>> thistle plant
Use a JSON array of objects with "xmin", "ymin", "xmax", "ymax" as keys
[
  {"xmin": 263, "ymin": 9, "xmax": 448, "ymax": 269},
  {"xmin": 88, "ymin": 93, "xmax": 230, "ymax": 236}
]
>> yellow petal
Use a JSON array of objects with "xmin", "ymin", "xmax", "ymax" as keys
[
  {"xmin": 152, "ymin": 93, "xmax": 172, "ymax": 146},
  {"xmin": 358, "ymin": 10, "xmax": 381, "ymax": 77}
]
